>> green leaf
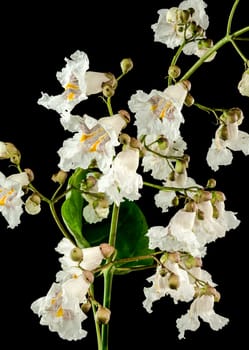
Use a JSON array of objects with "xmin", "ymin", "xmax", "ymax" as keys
[
  {"xmin": 83, "ymin": 200, "xmax": 155, "ymax": 272},
  {"xmin": 61, "ymin": 168, "xmax": 90, "ymax": 248}
]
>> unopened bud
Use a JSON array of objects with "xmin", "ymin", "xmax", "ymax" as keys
[
  {"xmin": 168, "ymin": 273, "xmax": 180, "ymax": 289},
  {"xmin": 5, "ymin": 142, "xmax": 21, "ymax": 165},
  {"xmin": 120, "ymin": 58, "xmax": 133, "ymax": 74},
  {"xmin": 81, "ymin": 300, "xmax": 92, "ymax": 313},
  {"xmin": 157, "ymin": 136, "xmax": 168, "ymax": 150},
  {"xmin": 24, "ymin": 168, "xmax": 35, "ymax": 182},
  {"xmin": 181, "ymin": 79, "xmax": 191, "ymax": 92},
  {"xmin": 206, "ymin": 178, "xmax": 216, "ymax": 188},
  {"xmin": 83, "ymin": 270, "xmax": 95, "ymax": 284},
  {"xmin": 102, "ymin": 84, "xmax": 115, "ymax": 98},
  {"xmin": 184, "ymin": 92, "xmax": 195, "ymax": 107},
  {"xmin": 95, "ymin": 306, "xmax": 111, "ymax": 325},
  {"xmin": 119, "ymin": 133, "xmax": 131, "ymax": 145},
  {"xmin": 118, "ymin": 109, "xmax": 131, "ymax": 124},
  {"xmin": 172, "ymin": 196, "xmax": 179, "ymax": 207},
  {"xmin": 175, "ymin": 159, "xmax": 186, "ymax": 174},
  {"xmin": 184, "ymin": 200, "xmax": 197, "ymax": 212},
  {"xmin": 25, "ymin": 194, "xmax": 41, "ymax": 215},
  {"xmin": 160, "ymin": 253, "xmax": 168, "ymax": 265},
  {"xmin": 52, "ymin": 170, "xmax": 68, "ymax": 184},
  {"xmin": 100, "ymin": 243, "xmax": 115, "ymax": 259},
  {"xmin": 168, "ymin": 65, "xmax": 181, "ymax": 79},
  {"xmin": 197, "ymin": 209, "xmax": 205, "ymax": 220},
  {"xmin": 70, "ymin": 247, "xmax": 83, "ymax": 262}
]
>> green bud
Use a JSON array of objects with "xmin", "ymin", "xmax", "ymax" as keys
[
  {"xmin": 168, "ymin": 65, "xmax": 181, "ymax": 79},
  {"xmin": 95, "ymin": 306, "xmax": 111, "ymax": 325},
  {"xmin": 206, "ymin": 178, "xmax": 216, "ymax": 188},
  {"xmin": 184, "ymin": 92, "xmax": 195, "ymax": 107},
  {"xmin": 70, "ymin": 247, "xmax": 83, "ymax": 262},
  {"xmin": 102, "ymin": 83, "xmax": 115, "ymax": 98},
  {"xmin": 120, "ymin": 58, "xmax": 133, "ymax": 74},
  {"xmin": 168, "ymin": 273, "xmax": 180, "ymax": 289}
]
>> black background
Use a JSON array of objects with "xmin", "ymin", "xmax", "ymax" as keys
[{"xmin": 1, "ymin": 0, "xmax": 249, "ymax": 348}]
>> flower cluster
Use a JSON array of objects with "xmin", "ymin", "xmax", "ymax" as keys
[{"xmin": 0, "ymin": 0, "xmax": 248, "ymax": 348}]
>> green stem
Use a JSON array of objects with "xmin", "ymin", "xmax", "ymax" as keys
[
  {"xmin": 143, "ymin": 180, "xmax": 201, "ymax": 193},
  {"xmin": 180, "ymin": 26, "xmax": 249, "ymax": 81},
  {"xmin": 101, "ymin": 204, "xmax": 120, "ymax": 350},
  {"xmin": 90, "ymin": 285, "xmax": 102, "ymax": 349}
]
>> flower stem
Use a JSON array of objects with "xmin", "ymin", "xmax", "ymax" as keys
[{"xmin": 101, "ymin": 203, "xmax": 120, "ymax": 350}]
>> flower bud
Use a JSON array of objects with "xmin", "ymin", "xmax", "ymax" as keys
[
  {"xmin": 120, "ymin": 58, "xmax": 133, "ymax": 74},
  {"xmin": 168, "ymin": 273, "xmax": 180, "ymax": 289},
  {"xmin": 184, "ymin": 92, "xmax": 195, "ymax": 107},
  {"xmin": 83, "ymin": 270, "xmax": 95, "ymax": 284},
  {"xmin": 25, "ymin": 194, "xmax": 41, "ymax": 215},
  {"xmin": 212, "ymin": 204, "xmax": 219, "ymax": 219},
  {"xmin": 160, "ymin": 253, "xmax": 168, "ymax": 265},
  {"xmin": 184, "ymin": 200, "xmax": 197, "ymax": 212},
  {"xmin": 81, "ymin": 300, "xmax": 92, "ymax": 313},
  {"xmin": 5, "ymin": 142, "xmax": 21, "ymax": 165},
  {"xmin": 157, "ymin": 136, "xmax": 168, "ymax": 150},
  {"xmin": 218, "ymin": 125, "xmax": 229, "ymax": 141},
  {"xmin": 102, "ymin": 83, "xmax": 115, "ymax": 98},
  {"xmin": 118, "ymin": 109, "xmax": 131, "ymax": 124},
  {"xmin": 95, "ymin": 306, "xmax": 111, "ymax": 325},
  {"xmin": 206, "ymin": 178, "xmax": 216, "ymax": 188},
  {"xmin": 213, "ymin": 191, "xmax": 226, "ymax": 202},
  {"xmin": 181, "ymin": 79, "xmax": 191, "ymax": 92},
  {"xmin": 24, "ymin": 168, "xmax": 35, "ymax": 182},
  {"xmin": 168, "ymin": 65, "xmax": 181, "ymax": 79},
  {"xmin": 70, "ymin": 247, "xmax": 83, "ymax": 262},
  {"xmin": 51, "ymin": 170, "xmax": 68, "ymax": 184},
  {"xmin": 171, "ymin": 196, "xmax": 179, "ymax": 207},
  {"xmin": 119, "ymin": 133, "xmax": 131, "ymax": 145},
  {"xmin": 129, "ymin": 137, "xmax": 142, "ymax": 150},
  {"xmin": 159, "ymin": 267, "xmax": 168, "ymax": 277},
  {"xmin": 197, "ymin": 209, "xmax": 205, "ymax": 220},
  {"xmin": 100, "ymin": 243, "xmax": 115, "ymax": 259}
]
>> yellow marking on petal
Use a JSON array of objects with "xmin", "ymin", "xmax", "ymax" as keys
[
  {"xmin": 65, "ymin": 82, "xmax": 79, "ymax": 90},
  {"xmin": 56, "ymin": 306, "xmax": 64, "ymax": 318},
  {"xmin": 0, "ymin": 189, "xmax": 14, "ymax": 206},
  {"xmin": 80, "ymin": 133, "xmax": 94, "ymax": 142},
  {"xmin": 89, "ymin": 139, "xmax": 101, "ymax": 152},
  {"xmin": 67, "ymin": 92, "xmax": 76, "ymax": 101},
  {"xmin": 0, "ymin": 195, "xmax": 7, "ymax": 206}
]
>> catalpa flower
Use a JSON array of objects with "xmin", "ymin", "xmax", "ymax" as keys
[
  {"xmin": 97, "ymin": 148, "xmax": 143, "ymax": 206},
  {"xmin": 206, "ymin": 115, "xmax": 249, "ymax": 171},
  {"xmin": 128, "ymin": 82, "xmax": 188, "ymax": 141},
  {"xmin": 238, "ymin": 68, "xmax": 249, "ymax": 97},
  {"xmin": 176, "ymin": 295, "xmax": 229, "ymax": 339},
  {"xmin": 57, "ymin": 112, "xmax": 127, "ymax": 173},
  {"xmin": 0, "ymin": 171, "xmax": 29, "ymax": 228},
  {"xmin": 143, "ymin": 261, "xmax": 195, "ymax": 313},
  {"xmin": 151, "ymin": 0, "xmax": 209, "ymax": 54},
  {"xmin": 38, "ymin": 50, "xmax": 111, "ymax": 114},
  {"xmin": 55, "ymin": 237, "xmax": 105, "ymax": 271},
  {"xmin": 31, "ymin": 274, "xmax": 89, "ymax": 341}
]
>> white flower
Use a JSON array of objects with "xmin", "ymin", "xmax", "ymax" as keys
[
  {"xmin": 146, "ymin": 209, "xmax": 201, "ymax": 257},
  {"xmin": 141, "ymin": 134, "xmax": 187, "ymax": 180},
  {"xmin": 193, "ymin": 200, "xmax": 240, "ymax": 247},
  {"xmin": 0, "ymin": 171, "xmax": 29, "ymax": 228},
  {"xmin": 128, "ymin": 82, "xmax": 188, "ymax": 141},
  {"xmin": 57, "ymin": 113, "xmax": 126, "ymax": 173},
  {"xmin": 38, "ymin": 50, "xmax": 110, "ymax": 114},
  {"xmin": 143, "ymin": 261, "xmax": 195, "ymax": 313},
  {"xmin": 151, "ymin": 0, "xmax": 208, "ymax": 51},
  {"xmin": 207, "ymin": 121, "xmax": 249, "ymax": 171},
  {"xmin": 176, "ymin": 295, "xmax": 229, "ymax": 339},
  {"xmin": 55, "ymin": 237, "xmax": 105, "ymax": 271},
  {"xmin": 238, "ymin": 68, "xmax": 249, "ymax": 97},
  {"xmin": 97, "ymin": 148, "xmax": 143, "ymax": 206},
  {"xmin": 31, "ymin": 280, "xmax": 88, "ymax": 341}
]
